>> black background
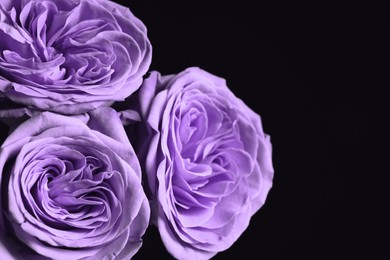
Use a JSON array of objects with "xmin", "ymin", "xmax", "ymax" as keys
[
  {"xmin": 0, "ymin": 0, "xmax": 386, "ymax": 259},
  {"xmin": 120, "ymin": 1, "xmax": 387, "ymax": 259}
]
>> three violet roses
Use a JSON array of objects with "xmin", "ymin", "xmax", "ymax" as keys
[{"xmin": 0, "ymin": 0, "xmax": 274, "ymax": 259}]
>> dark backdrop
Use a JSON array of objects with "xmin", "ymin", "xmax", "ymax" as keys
[
  {"xmin": 121, "ymin": 1, "xmax": 387, "ymax": 259},
  {"xmin": 0, "ymin": 0, "xmax": 386, "ymax": 259}
]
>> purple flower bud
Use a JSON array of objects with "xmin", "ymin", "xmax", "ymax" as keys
[
  {"xmin": 132, "ymin": 67, "xmax": 274, "ymax": 259},
  {"xmin": 0, "ymin": 107, "xmax": 150, "ymax": 259},
  {"xmin": 0, "ymin": 0, "xmax": 152, "ymax": 115}
]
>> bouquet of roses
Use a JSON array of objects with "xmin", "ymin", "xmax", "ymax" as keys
[{"xmin": 0, "ymin": 1, "xmax": 274, "ymax": 259}]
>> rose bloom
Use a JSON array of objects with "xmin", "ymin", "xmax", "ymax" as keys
[
  {"xmin": 130, "ymin": 67, "xmax": 274, "ymax": 259},
  {"xmin": 0, "ymin": 107, "xmax": 150, "ymax": 259},
  {"xmin": 0, "ymin": 0, "xmax": 152, "ymax": 115}
]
